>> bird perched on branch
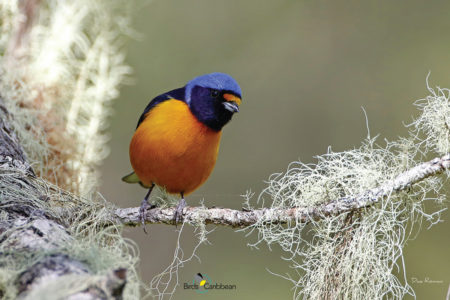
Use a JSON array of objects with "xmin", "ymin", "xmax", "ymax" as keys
[{"xmin": 122, "ymin": 73, "xmax": 242, "ymax": 232}]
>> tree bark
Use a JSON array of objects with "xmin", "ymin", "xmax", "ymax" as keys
[{"xmin": 0, "ymin": 99, "xmax": 127, "ymax": 299}]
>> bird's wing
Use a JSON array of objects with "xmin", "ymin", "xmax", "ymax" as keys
[{"xmin": 135, "ymin": 87, "xmax": 186, "ymax": 129}]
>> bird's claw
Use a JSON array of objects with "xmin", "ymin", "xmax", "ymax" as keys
[
  {"xmin": 174, "ymin": 198, "xmax": 186, "ymax": 225},
  {"xmin": 139, "ymin": 198, "xmax": 149, "ymax": 234}
]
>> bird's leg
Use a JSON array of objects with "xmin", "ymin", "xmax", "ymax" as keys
[
  {"xmin": 174, "ymin": 192, "xmax": 186, "ymax": 225},
  {"xmin": 140, "ymin": 183, "xmax": 155, "ymax": 234}
]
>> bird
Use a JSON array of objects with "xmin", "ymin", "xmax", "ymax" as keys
[{"xmin": 122, "ymin": 72, "xmax": 242, "ymax": 232}]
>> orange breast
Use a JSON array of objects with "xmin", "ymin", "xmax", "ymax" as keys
[{"xmin": 129, "ymin": 99, "xmax": 222, "ymax": 195}]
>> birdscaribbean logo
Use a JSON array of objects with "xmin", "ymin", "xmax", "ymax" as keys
[{"xmin": 183, "ymin": 273, "xmax": 237, "ymax": 294}]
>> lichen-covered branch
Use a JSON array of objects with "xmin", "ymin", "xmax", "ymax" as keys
[
  {"xmin": 115, "ymin": 154, "xmax": 450, "ymax": 228},
  {"xmin": 0, "ymin": 97, "xmax": 127, "ymax": 299},
  {"xmin": 0, "ymin": 1, "xmax": 139, "ymax": 298}
]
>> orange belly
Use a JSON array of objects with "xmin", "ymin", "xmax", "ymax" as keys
[{"xmin": 129, "ymin": 99, "xmax": 222, "ymax": 194}]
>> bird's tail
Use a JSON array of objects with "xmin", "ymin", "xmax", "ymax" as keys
[{"xmin": 122, "ymin": 171, "xmax": 140, "ymax": 184}]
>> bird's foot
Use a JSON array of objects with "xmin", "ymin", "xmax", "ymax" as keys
[
  {"xmin": 139, "ymin": 198, "xmax": 156, "ymax": 234},
  {"xmin": 174, "ymin": 198, "xmax": 186, "ymax": 225}
]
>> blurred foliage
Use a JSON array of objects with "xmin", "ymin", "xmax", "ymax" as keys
[{"xmin": 100, "ymin": 0, "xmax": 450, "ymax": 299}]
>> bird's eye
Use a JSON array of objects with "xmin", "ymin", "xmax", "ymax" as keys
[{"xmin": 210, "ymin": 90, "xmax": 219, "ymax": 98}]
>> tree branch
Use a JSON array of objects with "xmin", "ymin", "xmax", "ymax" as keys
[{"xmin": 115, "ymin": 154, "xmax": 450, "ymax": 228}]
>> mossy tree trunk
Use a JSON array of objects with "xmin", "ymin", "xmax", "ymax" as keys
[{"xmin": 0, "ymin": 99, "xmax": 126, "ymax": 299}]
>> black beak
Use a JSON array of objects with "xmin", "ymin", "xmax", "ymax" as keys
[{"xmin": 222, "ymin": 101, "xmax": 239, "ymax": 113}]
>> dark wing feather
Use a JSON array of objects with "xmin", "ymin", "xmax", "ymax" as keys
[{"xmin": 136, "ymin": 87, "xmax": 186, "ymax": 129}]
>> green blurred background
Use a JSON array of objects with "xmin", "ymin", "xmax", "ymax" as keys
[{"xmin": 100, "ymin": 1, "xmax": 450, "ymax": 299}]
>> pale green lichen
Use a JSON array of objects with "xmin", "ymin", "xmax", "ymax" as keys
[
  {"xmin": 0, "ymin": 1, "xmax": 140, "ymax": 299},
  {"xmin": 149, "ymin": 222, "xmax": 211, "ymax": 300},
  {"xmin": 1, "ymin": 0, "xmax": 133, "ymax": 195},
  {"xmin": 409, "ymin": 80, "xmax": 450, "ymax": 156},
  {"xmin": 0, "ymin": 169, "xmax": 141, "ymax": 299},
  {"xmin": 246, "ymin": 85, "xmax": 448, "ymax": 299}
]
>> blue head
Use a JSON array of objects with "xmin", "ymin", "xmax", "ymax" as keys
[{"xmin": 185, "ymin": 72, "xmax": 242, "ymax": 131}]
